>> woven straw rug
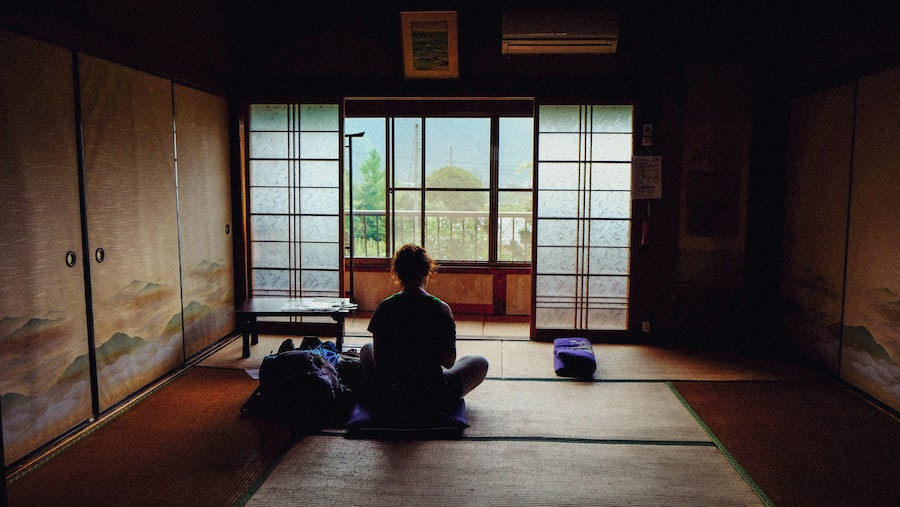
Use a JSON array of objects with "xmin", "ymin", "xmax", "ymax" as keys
[{"xmin": 6, "ymin": 367, "xmax": 293, "ymax": 507}]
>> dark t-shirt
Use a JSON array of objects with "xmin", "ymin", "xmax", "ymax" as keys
[{"xmin": 366, "ymin": 289, "xmax": 458, "ymax": 418}]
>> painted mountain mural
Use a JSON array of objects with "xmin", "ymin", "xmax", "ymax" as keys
[
  {"xmin": 1, "ymin": 311, "xmax": 180, "ymax": 462},
  {"xmin": 0, "ymin": 316, "xmax": 90, "ymax": 404},
  {"xmin": 782, "ymin": 269, "xmax": 843, "ymax": 371},
  {"xmin": 2, "ymin": 256, "xmax": 233, "ymax": 462},
  {"xmin": 181, "ymin": 259, "xmax": 234, "ymax": 357},
  {"xmin": 91, "ymin": 277, "xmax": 184, "ymax": 410},
  {"xmin": 58, "ymin": 332, "xmax": 150, "ymax": 384},
  {"xmin": 1, "ymin": 278, "xmax": 182, "ymax": 462},
  {"xmin": 841, "ymin": 287, "xmax": 900, "ymax": 411}
]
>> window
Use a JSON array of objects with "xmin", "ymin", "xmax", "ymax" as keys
[
  {"xmin": 345, "ymin": 109, "xmax": 533, "ymax": 263},
  {"xmin": 497, "ymin": 117, "xmax": 535, "ymax": 261},
  {"xmin": 245, "ymin": 101, "xmax": 632, "ymax": 325}
]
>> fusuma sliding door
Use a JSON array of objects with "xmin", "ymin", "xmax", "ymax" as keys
[
  {"xmin": 174, "ymin": 84, "xmax": 235, "ymax": 357},
  {"xmin": 533, "ymin": 105, "xmax": 633, "ymax": 340},
  {"xmin": 79, "ymin": 55, "xmax": 184, "ymax": 411},
  {"xmin": 0, "ymin": 31, "xmax": 93, "ymax": 464},
  {"xmin": 841, "ymin": 67, "xmax": 900, "ymax": 412},
  {"xmin": 2, "ymin": 32, "xmax": 235, "ymax": 464}
]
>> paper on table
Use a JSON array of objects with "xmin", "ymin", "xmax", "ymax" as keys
[{"xmin": 281, "ymin": 298, "xmax": 357, "ymax": 311}]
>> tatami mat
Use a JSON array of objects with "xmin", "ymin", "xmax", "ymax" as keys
[
  {"xmin": 244, "ymin": 437, "xmax": 762, "ymax": 507},
  {"xmin": 344, "ymin": 316, "xmax": 531, "ymax": 340},
  {"xmin": 464, "ymin": 379, "xmax": 710, "ymax": 442},
  {"xmin": 198, "ymin": 336, "xmax": 306, "ymax": 371},
  {"xmin": 197, "ymin": 335, "xmax": 503, "ymax": 375},
  {"xmin": 200, "ymin": 333, "xmax": 816, "ymax": 383},
  {"xmin": 497, "ymin": 340, "xmax": 818, "ymax": 381},
  {"xmin": 482, "ymin": 320, "xmax": 530, "ymax": 338},
  {"xmin": 198, "ymin": 334, "xmax": 381, "ymax": 371},
  {"xmin": 197, "ymin": 329, "xmax": 792, "ymax": 506},
  {"xmin": 343, "ymin": 316, "xmax": 372, "ymax": 336},
  {"xmin": 454, "ymin": 319, "xmax": 486, "ymax": 337}
]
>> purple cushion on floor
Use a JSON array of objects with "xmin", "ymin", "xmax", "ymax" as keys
[
  {"xmin": 345, "ymin": 398, "xmax": 469, "ymax": 439},
  {"xmin": 554, "ymin": 337, "xmax": 597, "ymax": 378}
]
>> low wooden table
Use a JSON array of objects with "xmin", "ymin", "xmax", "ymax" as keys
[{"xmin": 236, "ymin": 297, "xmax": 351, "ymax": 358}]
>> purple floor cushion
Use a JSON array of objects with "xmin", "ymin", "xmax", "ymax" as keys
[
  {"xmin": 554, "ymin": 337, "xmax": 597, "ymax": 378},
  {"xmin": 345, "ymin": 398, "xmax": 469, "ymax": 439}
]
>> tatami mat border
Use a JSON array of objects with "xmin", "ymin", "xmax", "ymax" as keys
[
  {"xmin": 667, "ymin": 381, "xmax": 774, "ymax": 507},
  {"xmin": 315, "ymin": 431, "xmax": 714, "ymax": 448}
]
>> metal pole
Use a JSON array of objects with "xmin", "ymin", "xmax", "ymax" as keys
[
  {"xmin": 1, "ymin": 389, "xmax": 7, "ymax": 507},
  {"xmin": 345, "ymin": 132, "xmax": 364, "ymax": 303}
]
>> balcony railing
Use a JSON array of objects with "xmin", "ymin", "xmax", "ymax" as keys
[{"xmin": 347, "ymin": 208, "xmax": 532, "ymax": 262}]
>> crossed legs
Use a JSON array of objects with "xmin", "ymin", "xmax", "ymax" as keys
[{"xmin": 359, "ymin": 343, "xmax": 488, "ymax": 397}]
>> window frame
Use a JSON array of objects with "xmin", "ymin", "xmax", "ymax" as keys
[{"xmin": 344, "ymin": 98, "xmax": 535, "ymax": 266}]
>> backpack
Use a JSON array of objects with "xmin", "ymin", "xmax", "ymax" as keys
[{"xmin": 241, "ymin": 349, "xmax": 341, "ymax": 433}]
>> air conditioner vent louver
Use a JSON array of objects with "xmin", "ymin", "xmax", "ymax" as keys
[{"xmin": 502, "ymin": 10, "xmax": 618, "ymax": 55}]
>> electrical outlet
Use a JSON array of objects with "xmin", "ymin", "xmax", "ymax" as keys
[{"xmin": 641, "ymin": 321, "xmax": 650, "ymax": 333}]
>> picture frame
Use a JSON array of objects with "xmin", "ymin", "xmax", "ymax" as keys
[{"xmin": 401, "ymin": 11, "xmax": 459, "ymax": 79}]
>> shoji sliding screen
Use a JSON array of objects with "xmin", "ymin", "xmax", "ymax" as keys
[
  {"xmin": 533, "ymin": 105, "xmax": 633, "ymax": 339},
  {"xmin": 247, "ymin": 104, "xmax": 342, "ymax": 298}
]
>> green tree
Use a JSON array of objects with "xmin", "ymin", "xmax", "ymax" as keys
[
  {"xmin": 425, "ymin": 165, "xmax": 488, "ymax": 260},
  {"xmin": 426, "ymin": 165, "xmax": 485, "ymax": 211},
  {"xmin": 427, "ymin": 164, "xmax": 482, "ymax": 189},
  {"xmin": 354, "ymin": 148, "xmax": 386, "ymax": 246}
]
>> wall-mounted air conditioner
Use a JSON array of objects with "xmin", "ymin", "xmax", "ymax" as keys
[{"xmin": 502, "ymin": 10, "xmax": 618, "ymax": 55}]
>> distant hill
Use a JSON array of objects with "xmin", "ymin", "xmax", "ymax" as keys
[
  {"xmin": 136, "ymin": 282, "xmax": 163, "ymax": 297},
  {"xmin": 98, "ymin": 332, "xmax": 148, "ymax": 364},
  {"xmin": 0, "ymin": 391, "xmax": 31, "ymax": 410},
  {"xmin": 184, "ymin": 300, "xmax": 212, "ymax": 321},
  {"xmin": 6, "ymin": 317, "xmax": 60, "ymax": 339},
  {"xmin": 163, "ymin": 300, "xmax": 211, "ymax": 335},
  {"xmin": 0, "ymin": 316, "xmax": 29, "ymax": 338},
  {"xmin": 844, "ymin": 325, "xmax": 895, "ymax": 364},
  {"xmin": 192, "ymin": 260, "xmax": 224, "ymax": 274},
  {"xmin": 57, "ymin": 332, "xmax": 149, "ymax": 383}
]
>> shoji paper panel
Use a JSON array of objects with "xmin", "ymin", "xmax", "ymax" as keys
[
  {"xmin": 79, "ymin": 55, "xmax": 183, "ymax": 411},
  {"xmin": 0, "ymin": 31, "xmax": 92, "ymax": 463},
  {"xmin": 534, "ymin": 105, "xmax": 632, "ymax": 336},
  {"xmin": 842, "ymin": 67, "xmax": 900, "ymax": 412},
  {"xmin": 248, "ymin": 104, "xmax": 342, "ymax": 297},
  {"xmin": 173, "ymin": 84, "xmax": 235, "ymax": 357}
]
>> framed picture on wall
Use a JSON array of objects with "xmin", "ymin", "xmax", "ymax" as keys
[{"xmin": 401, "ymin": 11, "xmax": 459, "ymax": 79}]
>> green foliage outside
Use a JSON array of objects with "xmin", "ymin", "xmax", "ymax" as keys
[
  {"xmin": 351, "ymin": 149, "xmax": 386, "ymax": 256},
  {"xmin": 348, "ymin": 149, "xmax": 532, "ymax": 261}
]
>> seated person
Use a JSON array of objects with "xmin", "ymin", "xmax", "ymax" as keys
[{"xmin": 359, "ymin": 244, "xmax": 488, "ymax": 426}]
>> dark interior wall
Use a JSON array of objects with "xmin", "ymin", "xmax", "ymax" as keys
[
  {"xmin": 5, "ymin": 1, "xmax": 899, "ymax": 121},
  {"xmin": 219, "ymin": 1, "xmax": 787, "ymax": 99},
  {"xmin": 220, "ymin": 1, "xmax": 632, "ymax": 100},
  {"xmin": 4, "ymin": 1, "xmax": 898, "ymax": 94},
  {"xmin": 0, "ymin": 0, "xmax": 231, "ymax": 92},
  {"xmin": 3, "ymin": 1, "xmax": 899, "ymax": 350},
  {"xmin": 5, "ymin": 2, "xmax": 898, "ymax": 113}
]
